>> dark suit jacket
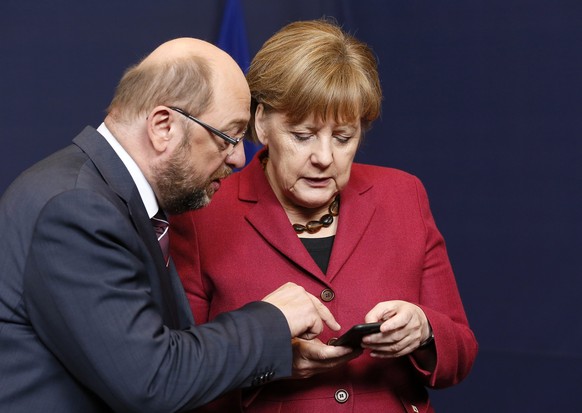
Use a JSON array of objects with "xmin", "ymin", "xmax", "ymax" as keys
[
  {"xmin": 171, "ymin": 151, "xmax": 478, "ymax": 412},
  {"xmin": 0, "ymin": 127, "xmax": 292, "ymax": 412}
]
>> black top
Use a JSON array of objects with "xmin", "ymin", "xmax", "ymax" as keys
[{"xmin": 300, "ymin": 236, "xmax": 335, "ymax": 274}]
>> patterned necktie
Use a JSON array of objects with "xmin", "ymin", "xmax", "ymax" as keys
[{"xmin": 151, "ymin": 210, "xmax": 170, "ymax": 267}]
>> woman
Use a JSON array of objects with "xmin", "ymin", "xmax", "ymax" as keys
[{"xmin": 171, "ymin": 19, "xmax": 477, "ymax": 412}]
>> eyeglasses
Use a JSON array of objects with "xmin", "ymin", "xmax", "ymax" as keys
[{"xmin": 169, "ymin": 106, "xmax": 244, "ymax": 154}]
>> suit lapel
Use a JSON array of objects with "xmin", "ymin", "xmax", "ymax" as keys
[
  {"xmin": 128, "ymin": 195, "xmax": 181, "ymax": 327},
  {"xmin": 73, "ymin": 127, "xmax": 181, "ymax": 328}
]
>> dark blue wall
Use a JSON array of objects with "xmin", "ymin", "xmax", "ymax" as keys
[{"xmin": 2, "ymin": 1, "xmax": 580, "ymax": 411}]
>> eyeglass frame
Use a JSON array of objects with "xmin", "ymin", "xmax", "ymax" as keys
[{"xmin": 169, "ymin": 106, "xmax": 244, "ymax": 151}]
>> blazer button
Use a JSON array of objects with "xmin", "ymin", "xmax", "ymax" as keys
[
  {"xmin": 320, "ymin": 288, "xmax": 335, "ymax": 302},
  {"xmin": 334, "ymin": 389, "xmax": 349, "ymax": 403}
]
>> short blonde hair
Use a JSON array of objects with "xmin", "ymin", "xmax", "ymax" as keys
[
  {"xmin": 246, "ymin": 19, "xmax": 382, "ymax": 142},
  {"xmin": 107, "ymin": 55, "xmax": 213, "ymax": 121}
]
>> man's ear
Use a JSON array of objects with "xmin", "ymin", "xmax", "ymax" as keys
[
  {"xmin": 147, "ymin": 106, "xmax": 174, "ymax": 153},
  {"xmin": 254, "ymin": 103, "xmax": 269, "ymax": 146}
]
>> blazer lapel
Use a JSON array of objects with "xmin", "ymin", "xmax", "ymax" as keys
[
  {"xmin": 241, "ymin": 157, "xmax": 324, "ymax": 278},
  {"xmin": 325, "ymin": 183, "xmax": 376, "ymax": 281},
  {"xmin": 240, "ymin": 154, "xmax": 377, "ymax": 281},
  {"xmin": 247, "ymin": 196, "xmax": 325, "ymax": 278}
]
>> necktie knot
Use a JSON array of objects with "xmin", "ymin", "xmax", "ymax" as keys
[{"xmin": 151, "ymin": 210, "xmax": 170, "ymax": 267}]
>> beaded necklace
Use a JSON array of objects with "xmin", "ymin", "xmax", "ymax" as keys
[
  {"xmin": 292, "ymin": 195, "xmax": 340, "ymax": 234},
  {"xmin": 261, "ymin": 152, "xmax": 340, "ymax": 234}
]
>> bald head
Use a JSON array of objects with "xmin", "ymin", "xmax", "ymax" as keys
[
  {"xmin": 106, "ymin": 37, "xmax": 249, "ymax": 123},
  {"xmin": 103, "ymin": 37, "xmax": 251, "ymax": 215},
  {"xmin": 145, "ymin": 37, "xmax": 238, "ymax": 70}
]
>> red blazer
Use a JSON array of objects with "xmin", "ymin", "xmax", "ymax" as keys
[{"xmin": 171, "ymin": 152, "xmax": 478, "ymax": 413}]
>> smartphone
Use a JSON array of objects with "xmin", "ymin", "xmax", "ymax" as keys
[{"xmin": 329, "ymin": 322, "xmax": 382, "ymax": 348}]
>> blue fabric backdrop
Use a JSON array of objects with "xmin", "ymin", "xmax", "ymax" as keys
[
  {"xmin": 1, "ymin": 1, "xmax": 580, "ymax": 411},
  {"xmin": 216, "ymin": 0, "xmax": 261, "ymax": 163}
]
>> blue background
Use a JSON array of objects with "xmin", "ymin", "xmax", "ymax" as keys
[{"xmin": 2, "ymin": 1, "xmax": 580, "ymax": 411}]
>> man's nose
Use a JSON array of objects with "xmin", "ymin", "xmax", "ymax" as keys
[{"xmin": 226, "ymin": 142, "xmax": 246, "ymax": 169}]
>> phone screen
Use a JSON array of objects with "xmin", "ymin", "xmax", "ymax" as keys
[{"xmin": 329, "ymin": 322, "xmax": 382, "ymax": 348}]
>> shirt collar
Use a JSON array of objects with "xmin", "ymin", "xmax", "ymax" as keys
[{"xmin": 97, "ymin": 122, "xmax": 159, "ymax": 219}]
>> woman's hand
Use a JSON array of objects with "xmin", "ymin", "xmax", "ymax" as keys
[
  {"xmin": 361, "ymin": 300, "xmax": 433, "ymax": 359},
  {"xmin": 291, "ymin": 337, "xmax": 361, "ymax": 379}
]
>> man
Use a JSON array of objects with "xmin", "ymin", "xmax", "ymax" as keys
[{"xmin": 0, "ymin": 38, "xmax": 343, "ymax": 412}]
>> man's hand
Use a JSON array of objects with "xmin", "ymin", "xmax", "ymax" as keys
[{"xmin": 262, "ymin": 282, "xmax": 340, "ymax": 339}]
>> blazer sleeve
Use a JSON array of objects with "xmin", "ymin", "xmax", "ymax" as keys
[
  {"xmin": 170, "ymin": 210, "xmax": 212, "ymax": 324},
  {"xmin": 410, "ymin": 177, "xmax": 478, "ymax": 388},
  {"xmin": 23, "ymin": 190, "xmax": 292, "ymax": 412}
]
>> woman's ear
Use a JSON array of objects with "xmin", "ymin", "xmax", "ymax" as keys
[
  {"xmin": 147, "ymin": 106, "xmax": 173, "ymax": 153},
  {"xmin": 254, "ymin": 103, "xmax": 269, "ymax": 146}
]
